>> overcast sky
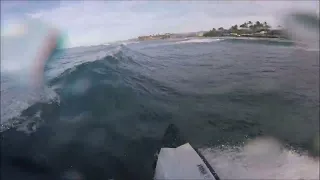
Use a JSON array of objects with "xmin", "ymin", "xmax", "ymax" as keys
[{"xmin": 1, "ymin": 1, "xmax": 319, "ymax": 48}]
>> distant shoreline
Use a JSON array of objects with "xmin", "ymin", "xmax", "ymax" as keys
[
  {"xmin": 137, "ymin": 21, "xmax": 289, "ymax": 42},
  {"xmin": 135, "ymin": 36, "xmax": 294, "ymax": 43}
]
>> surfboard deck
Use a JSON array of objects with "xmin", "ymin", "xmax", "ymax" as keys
[{"xmin": 154, "ymin": 124, "xmax": 220, "ymax": 180}]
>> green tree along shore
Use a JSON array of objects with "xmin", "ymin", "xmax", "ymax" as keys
[{"xmin": 203, "ymin": 21, "xmax": 288, "ymax": 39}]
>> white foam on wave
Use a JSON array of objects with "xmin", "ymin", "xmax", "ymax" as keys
[
  {"xmin": 0, "ymin": 83, "xmax": 59, "ymax": 132},
  {"xmin": 175, "ymin": 38, "xmax": 222, "ymax": 44},
  {"xmin": 200, "ymin": 137, "xmax": 319, "ymax": 179},
  {"xmin": 140, "ymin": 38, "xmax": 222, "ymax": 48},
  {"xmin": 294, "ymin": 45, "xmax": 320, "ymax": 52},
  {"xmin": 121, "ymin": 41, "xmax": 140, "ymax": 46}
]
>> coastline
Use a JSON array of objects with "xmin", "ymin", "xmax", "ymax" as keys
[{"xmin": 135, "ymin": 36, "xmax": 294, "ymax": 43}]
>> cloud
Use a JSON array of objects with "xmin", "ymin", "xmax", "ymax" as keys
[{"xmin": 1, "ymin": 1, "xmax": 319, "ymax": 48}]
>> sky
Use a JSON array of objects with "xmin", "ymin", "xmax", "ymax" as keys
[{"xmin": 1, "ymin": 1, "xmax": 319, "ymax": 48}]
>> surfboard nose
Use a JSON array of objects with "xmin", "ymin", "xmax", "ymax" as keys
[{"xmin": 161, "ymin": 124, "xmax": 187, "ymax": 148}]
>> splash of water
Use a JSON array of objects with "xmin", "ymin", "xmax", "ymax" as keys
[{"xmin": 201, "ymin": 137, "xmax": 319, "ymax": 179}]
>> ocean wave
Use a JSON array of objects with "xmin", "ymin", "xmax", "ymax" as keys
[
  {"xmin": 0, "ymin": 99, "xmax": 60, "ymax": 133},
  {"xmin": 49, "ymin": 47, "xmax": 179, "ymax": 100},
  {"xmin": 1, "ymin": 44, "xmax": 156, "ymax": 131},
  {"xmin": 0, "ymin": 45, "xmax": 122, "ymax": 131},
  {"xmin": 0, "ymin": 83, "xmax": 59, "ymax": 131}
]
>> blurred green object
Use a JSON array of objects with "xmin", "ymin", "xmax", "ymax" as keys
[{"xmin": 56, "ymin": 31, "xmax": 68, "ymax": 50}]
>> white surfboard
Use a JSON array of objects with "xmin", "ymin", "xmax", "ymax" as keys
[
  {"xmin": 153, "ymin": 124, "xmax": 220, "ymax": 180},
  {"xmin": 155, "ymin": 143, "xmax": 217, "ymax": 180}
]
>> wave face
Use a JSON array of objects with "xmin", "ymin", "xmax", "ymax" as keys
[{"xmin": 1, "ymin": 38, "xmax": 319, "ymax": 179}]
